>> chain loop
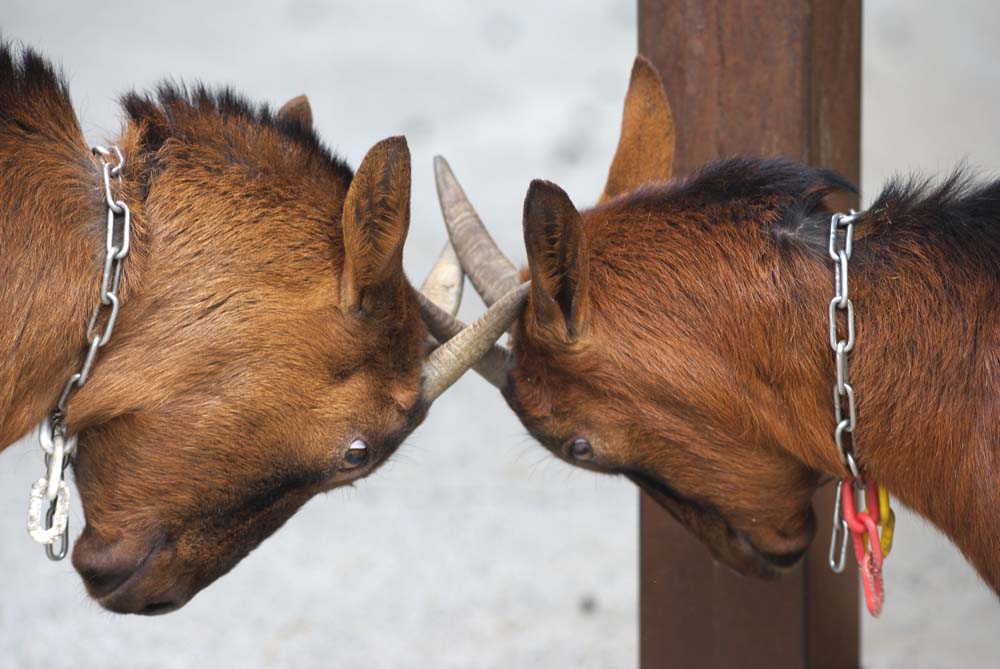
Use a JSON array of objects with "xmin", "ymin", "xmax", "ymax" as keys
[
  {"xmin": 827, "ymin": 209, "xmax": 866, "ymax": 573},
  {"xmin": 827, "ymin": 211, "xmax": 860, "ymax": 471},
  {"xmin": 25, "ymin": 145, "xmax": 132, "ymax": 561},
  {"xmin": 828, "ymin": 481, "xmax": 849, "ymax": 573},
  {"xmin": 824, "ymin": 210, "xmax": 896, "ymax": 614}
]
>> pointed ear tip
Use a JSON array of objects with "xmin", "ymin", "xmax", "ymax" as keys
[
  {"xmin": 365, "ymin": 135, "xmax": 410, "ymax": 166},
  {"xmin": 524, "ymin": 179, "xmax": 544, "ymax": 204},
  {"xmin": 278, "ymin": 94, "xmax": 311, "ymax": 113},
  {"xmin": 631, "ymin": 55, "xmax": 666, "ymax": 88},
  {"xmin": 370, "ymin": 134, "xmax": 408, "ymax": 149},
  {"xmin": 527, "ymin": 178, "xmax": 567, "ymax": 199},
  {"xmin": 524, "ymin": 180, "xmax": 578, "ymax": 232}
]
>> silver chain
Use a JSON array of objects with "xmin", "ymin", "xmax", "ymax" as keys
[
  {"xmin": 827, "ymin": 210, "xmax": 861, "ymax": 478},
  {"xmin": 826, "ymin": 209, "xmax": 861, "ymax": 573},
  {"xmin": 26, "ymin": 145, "xmax": 132, "ymax": 561}
]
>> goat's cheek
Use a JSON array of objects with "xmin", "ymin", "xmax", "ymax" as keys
[
  {"xmin": 72, "ymin": 435, "xmax": 127, "ymax": 508},
  {"xmin": 725, "ymin": 476, "xmax": 817, "ymax": 546},
  {"xmin": 73, "ymin": 434, "xmax": 196, "ymax": 528}
]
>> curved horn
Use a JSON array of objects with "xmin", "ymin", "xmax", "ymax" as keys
[
  {"xmin": 420, "ymin": 242, "xmax": 464, "ymax": 316},
  {"xmin": 435, "ymin": 156, "xmax": 520, "ymax": 307},
  {"xmin": 421, "ymin": 283, "xmax": 529, "ymax": 402},
  {"xmin": 417, "ymin": 292, "xmax": 514, "ymax": 391}
]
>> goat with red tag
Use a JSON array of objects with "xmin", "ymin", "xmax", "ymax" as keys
[{"xmin": 426, "ymin": 56, "xmax": 1000, "ymax": 605}]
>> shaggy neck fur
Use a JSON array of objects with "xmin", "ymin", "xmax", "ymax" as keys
[
  {"xmin": 714, "ymin": 162, "xmax": 1000, "ymax": 590},
  {"xmin": 0, "ymin": 46, "xmax": 105, "ymax": 449},
  {"xmin": 821, "ymin": 175, "xmax": 1000, "ymax": 592},
  {"xmin": 0, "ymin": 44, "xmax": 356, "ymax": 453},
  {"xmin": 593, "ymin": 157, "xmax": 1000, "ymax": 590}
]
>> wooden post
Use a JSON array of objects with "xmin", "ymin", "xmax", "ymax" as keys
[{"xmin": 637, "ymin": 2, "xmax": 861, "ymax": 667}]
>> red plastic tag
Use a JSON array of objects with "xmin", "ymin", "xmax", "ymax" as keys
[{"xmin": 860, "ymin": 552, "xmax": 884, "ymax": 617}]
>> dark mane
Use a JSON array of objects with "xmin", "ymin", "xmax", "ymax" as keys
[
  {"xmin": 605, "ymin": 156, "xmax": 856, "ymax": 243},
  {"xmin": 121, "ymin": 83, "xmax": 353, "ymax": 186},
  {"xmin": 1, "ymin": 40, "xmax": 353, "ymax": 188},
  {"xmin": 613, "ymin": 156, "xmax": 1000, "ymax": 263},
  {"xmin": 592, "ymin": 157, "xmax": 854, "ymax": 262},
  {"xmin": 662, "ymin": 156, "xmax": 856, "ymax": 211},
  {"xmin": 0, "ymin": 41, "xmax": 80, "ymax": 140},
  {"xmin": 864, "ymin": 168, "xmax": 1000, "ymax": 256}
]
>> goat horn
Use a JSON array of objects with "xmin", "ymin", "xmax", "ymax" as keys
[
  {"xmin": 419, "ymin": 242, "xmax": 464, "ymax": 316},
  {"xmin": 421, "ymin": 282, "xmax": 529, "ymax": 402},
  {"xmin": 417, "ymin": 290, "xmax": 516, "ymax": 391},
  {"xmin": 434, "ymin": 156, "xmax": 520, "ymax": 307}
]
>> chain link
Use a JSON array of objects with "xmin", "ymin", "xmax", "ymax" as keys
[
  {"xmin": 827, "ymin": 210, "xmax": 861, "ymax": 479},
  {"xmin": 828, "ymin": 477, "xmax": 849, "ymax": 572},
  {"xmin": 827, "ymin": 209, "xmax": 863, "ymax": 575},
  {"xmin": 26, "ymin": 145, "xmax": 132, "ymax": 561}
]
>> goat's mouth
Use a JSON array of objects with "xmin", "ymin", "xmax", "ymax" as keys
[
  {"xmin": 72, "ymin": 528, "xmax": 193, "ymax": 615},
  {"xmin": 625, "ymin": 469, "xmax": 808, "ymax": 578}
]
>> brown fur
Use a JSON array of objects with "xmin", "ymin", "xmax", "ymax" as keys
[
  {"xmin": 598, "ymin": 56, "xmax": 675, "ymax": 203},
  {"xmin": 277, "ymin": 94, "xmax": 313, "ymax": 129},
  {"xmin": 500, "ymin": 57, "xmax": 1000, "ymax": 588},
  {"xmin": 0, "ymin": 44, "xmax": 430, "ymax": 613}
]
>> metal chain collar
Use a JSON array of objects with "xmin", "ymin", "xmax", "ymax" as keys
[
  {"xmin": 26, "ymin": 145, "xmax": 132, "ymax": 561},
  {"xmin": 825, "ymin": 209, "xmax": 859, "ymax": 574},
  {"xmin": 827, "ymin": 210, "xmax": 861, "ymax": 479}
]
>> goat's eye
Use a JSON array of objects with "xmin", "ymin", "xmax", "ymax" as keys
[
  {"xmin": 342, "ymin": 439, "xmax": 369, "ymax": 470},
  {"xmin": 570, "ymin": 438, "xmax": 594, "ymax": 460}
]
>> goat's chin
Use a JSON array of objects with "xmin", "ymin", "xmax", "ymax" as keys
[
  {"xmin": 723, "ymin": 530, "xmax": 809, "ymax": 579},
  {"xmin": 73, "ymin": 524, "xmax": 192, "ymax": 615},
  {"xmin": 626, "ymin": 470, "xmax": 812, "ymax": 579},
  {"xmin": 73, "ymin": 522, "xmax": 253, "ymax": 615}
]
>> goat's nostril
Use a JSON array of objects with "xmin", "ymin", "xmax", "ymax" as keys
[
  {"xmin": 77, "ymin": 563, "xmax": 136, "ymax": 599},
  {"xmin": 72, "ymin": 534, "xmax": 161, "ymax": 599}
]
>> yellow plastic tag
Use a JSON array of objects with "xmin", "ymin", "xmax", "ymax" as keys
[{"xmin": 877, "ymin": 485, "xmax": 894, "ymax": 558}]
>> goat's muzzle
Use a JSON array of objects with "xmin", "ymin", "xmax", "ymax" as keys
[
  {"xmin": 627, "ymin": 469, "xmax": 815, "ymax": 579},
  {"xmin": 73, "ymin": 528, "xmax": 186, "ymax": 615}
]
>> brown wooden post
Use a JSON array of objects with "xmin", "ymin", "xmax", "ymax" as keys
[{"xmin": 637, "ymin": 2, "xmax": 861, "ymax": 667}]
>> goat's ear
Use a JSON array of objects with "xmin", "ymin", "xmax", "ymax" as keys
[
  {"xmin": 523, "ymin": 180, "xmax": 589, "ymax": 339},
  {"xmin": 277, "ymin": 95, "xmax": 313, "ymax": 130},
  {"xmin": 340, "ymin": 136, "xmax": 411, "ymax": 313},
  {"xmin": 122, "ymin": 93, "xmax": 171, "ymax": 157},
  {"xmin": 599, "ymin": 56, "xmax": 675, "ymax": 203}
]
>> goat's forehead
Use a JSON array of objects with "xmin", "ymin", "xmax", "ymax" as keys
[
  {"xmin": 152, "ymin": 142, "xmax": 350, "ymax": 202},
  {"xmin": 515, "ymin": 314, "xmax": 718, "ymax": 418}
]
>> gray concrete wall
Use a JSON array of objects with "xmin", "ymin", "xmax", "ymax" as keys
[{"xmin": 0, "ymin": 1, "xmax": 997, "ymax": 666}]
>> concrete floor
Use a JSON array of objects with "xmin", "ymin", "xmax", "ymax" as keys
[{"xmin": 1, "ymin": 1, "xmax": 999, "ymax": 667}]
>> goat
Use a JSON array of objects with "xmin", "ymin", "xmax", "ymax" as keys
[
  {"xmin": 0, "ymin": 43, "xmax": 522, "ymax": 614},
  {"xmin": 424, "ymin": 56, "xmax": 1000, "ymax": 593}
]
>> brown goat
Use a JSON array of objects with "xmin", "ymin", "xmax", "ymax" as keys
[
  {"xmin": 427, "ymin": 57, "xmax": 1000, "ymax": 593},
  {"xmin": 0, "ymin": 44, "xmax": 520, "ymax": 614}
]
